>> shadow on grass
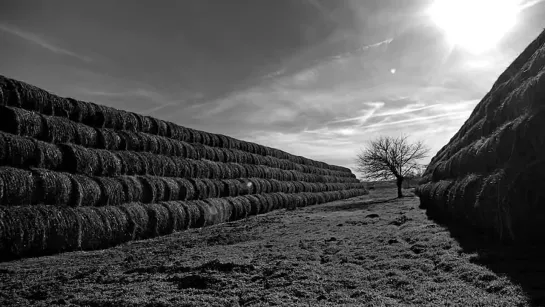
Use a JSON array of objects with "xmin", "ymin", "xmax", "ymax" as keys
[
  {"xmin": 425, "ymin": 209, "xmax": 545, "ymax": 307},
  {"xmin": 312, "ymin": 197, "xmax": 399, "ymax": 213}
]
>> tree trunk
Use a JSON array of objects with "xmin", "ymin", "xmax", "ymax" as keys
[{"xmin": 396, "ymin": 177, "xmax": 404, "ymax": 198}]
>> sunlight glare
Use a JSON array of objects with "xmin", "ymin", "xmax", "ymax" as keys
[{"xmin": 428, "ymin": 0, "xmax": 520, "ymax": 53}]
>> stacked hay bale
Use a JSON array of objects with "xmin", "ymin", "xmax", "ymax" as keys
[
  {"xmin": 0, "ymin": 75, "xmax": 368, "ymax": 260},
  {"xmin": 416, "ymin": 29, "xmax": 545, "ymax": 244}
]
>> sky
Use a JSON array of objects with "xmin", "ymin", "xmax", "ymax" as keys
[{"xmin": 1, "ymin": 0, "xmax": 544, "ymax": 177}]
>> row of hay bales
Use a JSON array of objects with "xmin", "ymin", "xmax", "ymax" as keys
[
  {"xmin": 0, "ymin": 189, "xmax": 367, "ymax": 260},
  {"xmin": 0, "ymin": 77, "xmax": 351, "ymax": 173},
  {"xmin": 0, "ymin": 166, "xmax": 366, "ymax": 207},
  {"xmin": 0, "ymin": 109, "xmax": 354, "ymax": 178},
  {"xmin": 0, "ymin": 75, "xmax": 368, "ymax": 260},
  {"xmin": 416, "ymin": 29, "xmax": 545, "ymax": 244},
  {"xmin": 0, "ymin": 132, "xmax": 357, "ymax": 183}
]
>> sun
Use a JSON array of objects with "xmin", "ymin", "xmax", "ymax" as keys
[{"xmin": 428, "ymin": 0, "xmax": 520, "ymax": 53}]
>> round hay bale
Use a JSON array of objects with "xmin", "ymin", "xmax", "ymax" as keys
[
  {"xmin": 181, "ymin": 142, "xmax": 198, "ymax": 159},
  {"xmin": 59, "ymin": 144, "xmax": 99, "ymax": 175},
  {"xmin": 168, "ymin": 139, "xmax": 184, "ymax": 156},
  {"xmin": 93, "ymin": 176, "xmax": 126, "ymax": 206},
  {"xmin": 253, "ymin": 194, "xmax": 271, "ymax": 214},
  {"xmin": 202, "ymin": 145, "xmax": 215, "ymax": 160},
  {"xmin": 159, "ymin": 201, "xmax": 189, "ymax": 232},
  {"xmin": 224, "ymin": 197, "xmax": 244, "ymax": 221},
  {"xmin": 119, "ymin": 202, "xmax": 149, "ymax": 240},
  {"xmin": 138, "ymin": 152, "xmax": 165, "ymax": 176},
  {"xmin": 221, "ymin": 179, "xmax": 238, "ymax": 197},
  {"xmin": 248, "ymin": 178, "xmax": 262, "ymax": 194},
  {"xmin": 95, "ymin": 128, "xmax": 122, "ymax": 150},
  {"xmin": 43, "ymin": 116, "xmax": 79, "ymax": 144},
  {"xmin": 0, "ymin": 167, "xmax": 35, "ymax": 206},
  {"xmin": 116, "ymin": 176, "xmax": 144, "ymax": 203},
  {"xmin": 217, "ymin": 163, "xmax": 230, "ymax": 179},
  {"xmin": 142, "ymin": 203, "xmax": 172, "ymax": 237},
  {"xmin": 227, "ymin": 163, "xmax": 241, "ymax": 178},
  {"xmin": 181, "ymin": 201, "xmax": 204, "ymax": 228},
  {"xmin": 243, "ymin": 195, "xmax": 262, "ymax": 215},
  {"xmin": 75, "ymin": 124, "xmax": 98, "ymax": 148},
  {"xmin": 0, "ymin": 106, "xmax": 45, "ymax": 139},
  {"xmin": 124, "ymin": 112, "xmax": 139, "ymax": 131},
  {"xmin": 202, "ymin": 160, "xmax": 221, "ymax": 179},
  {"xmin": 0, "ymin": 206, "xmax": 44, "ymax": 259},
  {"xmin": 38, "ymin": 206, "xmax": 82, "ymax": 255},
  {"xmin": 139, "ymin": 114, "xmax": 153, "ymax": 133},
  {"xmin": 118, "ymin": 130, "xmax": 142, "ymax": 151},
  {"xmin": 116, "ymin": 151, "xmax": 147, "ymax": 175},
  {"xmin": 96, "ymin": 205, "xmax": 131, "ymax": 246},
  {"xmin": 203, "ymin": 198, "xmax": 230, "ymax": 224},
  {"xmin": 174, "ymin": 178, "xmax": 195, "ymax": 200},
  {"xmin": 96, "ymin": 149, "xmax": 123, "ymax": 176},
  {"xmin": 70, "ymin": 174, "xmax": 101, "ymax": 207},
  {"xmin": 31, "ymin": 169, "xmax": 73, "ymax": 207},
  {"xmin": 275, "ymin": 193, "xmax": 290, "ymax": 209},
  {"xmin": 140, "ymin": 133, "xmax": 159, "ymax": 153},
  {"xmin": 66, "ymin": 98, "xmax": 90, "ymax": 123},
  {"xmin": 223, "ymin": 149, "xmax": 235, "ymax": 163},
  {"xmin": 138, "ymin": 176, "xmax": 166, "ymax": 203},
  {"xmin": 170, "ymin": 157, "xmax": 191, "ymax": 178},
  {"xmin": 161, "ymin": 177, "xmax": 180, "ymax": 201},
  {"xmin": 200, "ymin": 178, "xmax": 219, "ymax": 198},
  {"xmin": 192, "ymin": 143, "xmax": 207, "ymax": 160},
  {"xmin": 161, "ymin": 156, "xmax": 178, "ymax": 177},
  {"xmin": 154, "ymin": 118, "xmax": 169, "ymax": 136},
  {"xmin": 78, "ymin": 206, "xmax": 109, "ymax": 250},
  {"xmin": 156, "ymin": 135, "xmax": 174, "ymax": 155},
  {"xmin": 188, "ymin": 178, "xmax": 209, "ymax": 200},
  {"xmin": 165, "ymin": 122, "xmax": 187, "ymax": 141},
  {"xmin": 2, "ymin": 133, "xmax": 36, "ymax": 168}
]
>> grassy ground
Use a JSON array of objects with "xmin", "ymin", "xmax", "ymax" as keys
[{"xmin": 0, "ymin": 188, "xmax": 539, "ymax": 306}]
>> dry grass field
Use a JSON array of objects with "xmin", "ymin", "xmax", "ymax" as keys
[{"xmin": 1, "ymin": 186, "xmax": 543, "ymax": 307}]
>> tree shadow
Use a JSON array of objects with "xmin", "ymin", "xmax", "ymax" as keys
[{"xmin": 425, "ymin": 210, "xmax": 545, "ymax": 306}]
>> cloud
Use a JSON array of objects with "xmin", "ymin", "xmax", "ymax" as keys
[{"xmin": 0, "ymin": 23, "xmax": 92, "ymax": 62}]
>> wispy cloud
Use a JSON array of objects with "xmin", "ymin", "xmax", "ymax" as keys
[
  {"xmin": 0, "ymin": 23, "xmax": 92, "ymax": 62},
  {"xmin": 520, "ymin": 0, "xmax": 545, "ymax": 10}
]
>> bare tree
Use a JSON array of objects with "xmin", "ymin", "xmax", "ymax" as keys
[{"xmin": 356, "ymin": 135, "xmax": 430, "ymax": 198}]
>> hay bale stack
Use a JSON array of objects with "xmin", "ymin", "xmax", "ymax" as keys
[{"xmin": 415, "ymin": 29, "xmax": 545, "ymax": 243}]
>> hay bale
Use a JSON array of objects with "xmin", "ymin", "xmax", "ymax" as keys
[
  {"xmin": 203, "ymin": 160, "xmax": 221, "ymax": 179},
  {"xmin": 192, "ymin": 143, "xmax": 207, "ymax": 160},
  {"xmin": 187, "ymin": 159, "xmax": 203, "ymax": 178},
  {"xmin": 201, "ymin": 178, "xmax": 219, "ymax": 198},
  {"xmin": 0, "ymin": 167, "xmax": 35, "ymax": 206},
  {"xmin": 224, "ymin": 197, "xmax": 245, "ymax": 221},
  {"xmin": 138, "ymin": 176, "xmax": 166, "ymax": 203},
  {"xmin": 166, "ymin": 122, "xmax": 188, "ymax": 141},
  {"xmin": 96, "ymin": 149, "xmax": 123, "ymax": 176},
  {"xmin": 181, "ymin": 142, "xmax": 198, "ymax": 159},
  {"xmin": 1, "ymin": 133, "xmax": 36, "ymax": 168},
  {"xmin": 221, "ymin": 179, "xmax": 239, "ymax": 197},
  {"xmin": 95, "ymin": 128, "xmax": 122, "ymax": 150},
  {"xmin": 156, "ymin": 135, "xmax": 174, "ymax": 155},
  {"xmin": 253, "ymin": 194, "xmax": 271, "ymax": 214},
  {"xmin": 116, "ymin": 151, "xmax": 147, "ymax": 175},
  {"xmin": 0, "ymin": 106, "xmax": 45, "ymax": 139},
  {"xmin": 161, "ymin": 177, "xmax": 180, "ymax": 201},
  {"xmin": 243, "ymin": 195, "xmax": 262, "ymax": 215},
  {"xmin": 181, "ymin": 201, "xmax": 204, "ymax": 228},
  {"xmin": 124, "ymin": 112, "xmax": 139, "ymax": 131},
  {"xmin": 138, "ymin": 152, "xmax": 165, "ymax": 176},
  {"xmin": 70, "ymin": 174, "xmax": 102, "ymax": 207},
  {"xmin": 93, "ymin": 176, "xmax": 126, "ymax": 206},
  {"xmin": 138, "ymin": 114, "xmax": 153, "ymax": 133},
  {"xmin": 78, "ymin": 206, "xmax": 109, "ymax": 250},
  {"xmin": 159, "ymin": 201, "xmax": 189, "ymax": 231},
  {"xmin": 119, "ymin": 202, "xmax": 149, "ymax": 240},
  {"xmin": 217, "ymin": 163, "xmax": 230, "ymax": 179},
  {"xmin": 203, "ymin": 198, "xmax": 230, "ymax": 224},
  {"xmin": 142, "ymin": 203, "xmax": 172, "ymax": 237},
  {"xmin": 174, "ymin": 178, "xmax": 195, "ymax": 200},
  {"xmin": 95, "ymin": 205, "xmax": 131, "ymax": 246},
  {"xmin": 118, "ymin": 131, "xmax": 142, "ymax": 151},
  {"xmin": 139, "ymin": 133, "xmax": 159, "ymax": 153},
  {"xmin": 117, "ymin": 176, "xmax": 144, "ymax": 203},
  {"xmin": 0, "ymin": 206, "xmax": 46, "ymax": 259},
  {"xmin": 170, "ymin": 157, "xmax": 191, "ymax": 178},
  {"xmin": 31, "ymin": 169, "xmax": 73, "ymax": 207},
  {"xmin": 162, "ymin": 156, "xmax": 178, "ymax": 177},
  {"xmin": 191, "ymin": 200, "xmax": 217, "ymax": 226},
  {"xmin": 59, "ymin": 144, "xmax": 99, "ymax": 175},
  {"xmin": 189, "ymin": 178, "xmax": 209, "ymax": 200}
]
